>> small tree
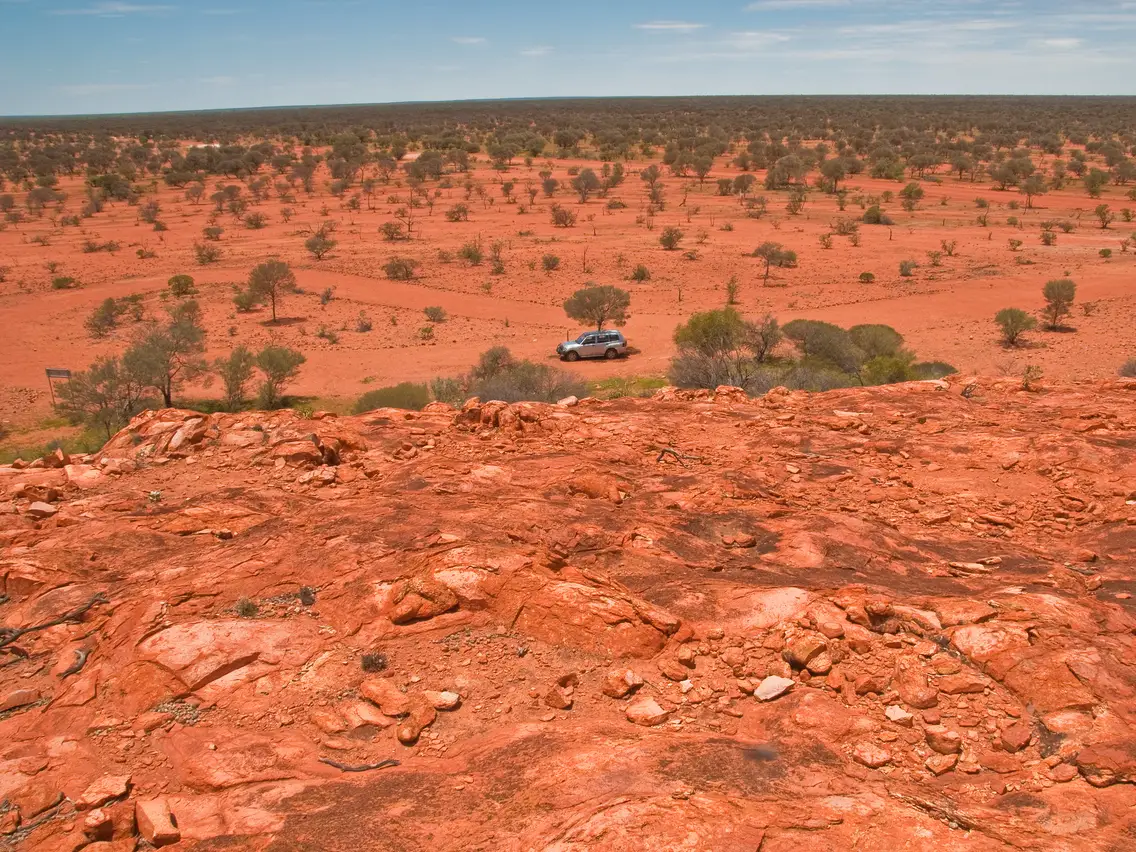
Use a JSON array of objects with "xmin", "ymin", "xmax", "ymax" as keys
[
  {"xmin": 256, "ymin": 345, "xmax": 305, "ymax": 409},
  {"xmin": 570, "ymin": 168, "xmax": 602, "ymax": 203},
  {"xmin": 1021, "ymin": 174, "xmax": 1047, "ymax": 209},
  {"xmin": 1041, "ymin": 278, "xmax": 1076, "ymax": 329},
  {"xmin": 248, "ymin": 259, "xmax": 296, "ymax": 322},
  {"xmin": 380, "ymin": 221, "xmax": 405, "ymax": 241},
  {"xmin": 629, "ymin": 264, "xmax": 651, "ymax": 282},
  {"xmin": 123, "ymin": 300, "xmax": 208, "ymax": 407},
  {"xmin": 753, "ymin": 241, "xmax": 797, "ymax": 283},
  {"xmin": 1095, "ymin": 204, "xmax": 1115, "ymax": 229},
  {"xmin": 424, "ymin": 306, "xmax": 447, "ymax": 323},
  {"xmin": 383, "ymin": 256, "xmax": 419, "ymax": 280},
  {"xmin": 995, "ymin": 307, "xmax": 1037, "ymax": 346},
  {"xmin": 305, "ymin": 231, "xmax": 336, "ymax": 259},
  {"xmin": 56, "ymin": 356, "xmax": 147, "ymax": 438},
  {"xmin": 541, "ymin": 254, "xmax": 560, "ymax": 273},
  {"xmin": 550, "ymin": 204, "xmax": 577, "ymax": 227},
  {"xmin": 563, "ymin": 284, "xmax": 631, "ymax": 330},
  {"xmin": 215, "ymin": 346, "xmax": 256, "ymax": 411},
  {"xmin": 659, "ymin": 227, "xmax": 684, "ymax": 250},
  {"xmin": 168, "ymin": 274, "xmax": 196, "ymax": 297}
]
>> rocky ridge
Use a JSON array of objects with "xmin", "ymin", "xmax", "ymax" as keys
[{"xmin": 1, "ymin": 377, "xmax": 1135, "ymax": 850}]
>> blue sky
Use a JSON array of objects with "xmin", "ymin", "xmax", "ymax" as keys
[{"xmin": 1, "ymin": 0, "xmax": 1134, "ymax": 115}]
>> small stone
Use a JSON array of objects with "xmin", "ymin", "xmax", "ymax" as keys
[
  {"xmin": 544, "ymin": 686, "xmax": 573, "ymax": 710},
  {"xmin": 135, "ymin": 799, "xmax": 180, "ymax": 846},
  {"xmin": 1000, "ymin": 722, "xmax": 1032, "ymax": 753},
  {"xmin": 754, "ymin": 676, "xmax": 795, "ymax": 702},
  {"xmin": 852, "ymin": 742, "xmax": 892, "ymax": 769},
  {"xmin": 626, "ymin": 696, "xmax": 670, "ymax": 727},
  {"xmin": 602, "ymin": 669, "xmax": 644, "ymax": 699},
  {"xmin": 926, "ymin": 753, "xmax": 959, "ymax": 776},
  {"xmin": 424, "ymin": 690, "xmax": 461, "ymax": 711},
  {"xmin": 359, "ymin": 678, "xmax": 410, "ymax": 717},
  {"xmin": 817, "ymin": 621, "xmax": 845, "ymax": 639},
  {"xmin": 1051, "ymin": 764, "xmax": 1078, "ymax": 783},
  {"xmin": 885, "ymin": 705, "xmax": 914, "ymax": 727},
  {"xmin": 657, "ymin": 657, "xmax": 689, "ymax": 682},
  {"xmin": 25, "ymin": 501, "xmax": 58, "ymax": 520},
  {"xmin": 0, "ymin": 688, "xmax": 39, "ymax": 712},
  {"xmin": 937, "ymin": 672, "xmax": 989, "ymax": 695},
  {"xmin": 77, "ymin": 775, "xmax": 132, "ymax": 811},
  {"xmin": 925, "ymin": 726, "xmax": 963, "ymax": 755}
]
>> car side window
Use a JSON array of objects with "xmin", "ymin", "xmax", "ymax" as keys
[{"xmin": 582, "ymin": 334, "xmax": 597, "ymax": 345}]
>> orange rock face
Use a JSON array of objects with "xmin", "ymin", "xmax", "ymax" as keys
[{"xmin": 1, "ymin": 380, "xmax": 1135, "ymax": 849}]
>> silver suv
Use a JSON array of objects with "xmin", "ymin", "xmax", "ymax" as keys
[{"xmin": 557, "ymin": 330, "xmax": 628, "ymax": 361}]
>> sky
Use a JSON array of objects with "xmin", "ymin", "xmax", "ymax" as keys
[{"xmin": 1, "ymin": 0, "xmax": 1135, "ymax": 116}]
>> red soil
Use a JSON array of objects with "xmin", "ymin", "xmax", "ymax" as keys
[{"xmin": 1, "ymin": 153, "xmax": 1135, "ymax": 432}]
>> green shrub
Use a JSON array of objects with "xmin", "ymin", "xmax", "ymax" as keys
[
  {"xmin": 862, "ymin": 205, "xmax": 893, "ymax": 225},
  {"xmin": 898, "ymin": 259, "xmax": 918, "ymax": 277},
  {"xmin": 51, "ymin": 276, "xmax": 78, "ymax": 289},
  {"xmin": 168, "ymin": 274, "xmax": 196, "ymax": 297},
  {"xmin": 354, "ymin": 382, "xmax": 431, "ymax": 412},
  {"xmin": 995, "ymin": 307, "xmax": 1037, "ymax": 346},
  {"xmin": 1120, "ymin": 358, "xmax": 1136, "ymax": 378},
  {"xmin": 629, "ymin": 264, "xmax": 651, "ymax": 282},
  {"xmin": 541, "ymin": 254, "xmax": 560, "ymax": 273},
  {"xmin": 384, "ymin": 256, "xmax": 419, "ymax": 280},
  {"xmin": 859, "ymin": 271, "xmax": 875, "ymax": 284},
  {"xmin": 424, "ymin": 306, "xmax": 447, "ymax": 323}
]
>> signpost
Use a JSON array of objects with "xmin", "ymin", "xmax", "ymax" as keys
[{"xmin": 45, "ymin": 368, "xmax": 71, "ymax": 407}]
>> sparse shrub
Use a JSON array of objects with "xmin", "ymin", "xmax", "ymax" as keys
[
  {"xmin": 356, "ymin": 312, "xmax": 373, "ymax": 332},
  {"xmin": 629, "ymin": 264, "xmax": 651, "ymax": 282},
  {"xmin": 317, "ymin": 325, "xmax": 339, "ymax": 344},
  {"xmin": 1041, "ymin": 230, "xmax": 1057, "ymax": 246},
  {"xmin": 235, "ymin": 597, "xmax": 258, "ymax": 618},
  {"xmin": 319, "ymin": 287, "xmax": 334, "ymax": 306},
  {"xmin": 424, "ymin": 306, "xmax": 447, "ymax": 323},
  {"xmin": 244, "ymin": 212, "xmax": 267, "ymax": 229},
  {"xmin": 51, "ymin": 276, "xmax": 78, "ymax": 289},
  {"xmin": 1058, "ymin": 221, "xmax": 1075, "ymax": 233},
  {"xmin": 418, "ymin": 325, "xmax": 435, "ymax": 341},
  {"xmin": 1008, "ymin": 238, "xmax": 1023, "ymax": 252},
  {"xmin": 445, "ymin": 203, "xmax": 471, "ymax": 222},
  {"xmin": 384, "ymin": 256, "xmax": 419, "ymax": 280},
  {"xmin": 232, "ymin": 288, "xmax": 257, "ymax": 312},
  {"xmin": 1119, "ymin": 358, "xmax": 1136, "ymax": 378},
  {"xmin": 1100, "ymin": 248, "xmax": 1113, "ymax": 259},
  {"xmin": 941, "ymin": 239, "xmax": 958, "ymax": 256},
  {"xmin": 168, "ymin": 274, "xmax": 196, "ymax": 297},
  {"xmin": 899, "ymin": 259, "xmax": 918, "ymax": 277},
  {"xmin": 361, "ymin": 652, "xmax": 388, "ymax": 673},
  {"xmin": 862, "ymin": 205, "xmax": 893, "ymax": 225},
  {"xmin": 541, "ymin": 254, "xmax": 560, "ymax": 273},
  {"xmin": 458, "ymin": 241, "xmax": 483, "ymax": 265},
  {"xmin": 859, "ymin": 271, "xmax": 875, "ymax": 284},
  {"xmin": 819, "ymin": 233, "xmax": 833, "ymax": 249},
  {"xmin": 550, "ymin": 204, "xmax": 577, "ymax": 227},
  {"xmin": 305, "ymin": 231, "xmax": 336, "ymax": 260},
  {"xmin": 927, "ymin": 250, "xmax": 943, "ymax": 267},
  {"xmin": 725, "ymin": 276, "xmax": 740, "ymax": 306},
  {"xmin": 659, "ymin": 226, "xmax": 684, "ymax": 250},
  {"xmin": 194, "ymin": 242, "xmax": 221, "ymax": 264},
  {"xmin": 354, "ymin": 382, "xmax": 431, "ymax": 412},
  {"xmin": 995, "ymin": 307, "xmax": 1037, "ymax": 346},
  {"xmin": 203, "ymin": 225, "xmax": 223, "ymax": 241}
]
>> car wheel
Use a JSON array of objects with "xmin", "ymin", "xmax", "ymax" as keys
[
  {"xmin": 604, "ymin": 348, "xmax": 619, "ymax": 360},
  {"xmin": 565, "ymin": 351, "xmax": 580, "ymax": 362}
]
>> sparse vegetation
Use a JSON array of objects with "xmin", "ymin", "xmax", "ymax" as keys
[{"xmin": 995, "ymin": 308, "xmax": 1037, "ymax": 346}]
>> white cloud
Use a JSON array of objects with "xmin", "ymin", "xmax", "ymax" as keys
[
  {"xmin": 450, "ymin": 36, "xmax": 486, "ymax": 45},
  {"xmin": 1040, "ymin": 37, "xmax": 1083, "ymax": 48},
  {"xmin": 520, "ymin": 46, "xmax": 553, "ymax": 56},
  {"xmin": 634, "ymin": 20, "xmax": 707, "ymax": 32},
  {"xmin": 52, "ymin": 2, "xmax": 174, "ymax": 14}
]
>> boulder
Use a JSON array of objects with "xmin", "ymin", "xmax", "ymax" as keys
[
  {"xmin": 626, "ymin": 696, "xmax": 669, "ymax": 727},
  {"xmin": 135, "ymin": 799, "xmax": 180, "ymax": 846},
  {"xmin": 754, "ymin": 676, "xmax": 795, "ymax": 702}
]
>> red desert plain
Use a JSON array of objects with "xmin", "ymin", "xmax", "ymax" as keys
[{"xmin": 1, "ymin": 98, "xmax": 1136, "ymax": 851}]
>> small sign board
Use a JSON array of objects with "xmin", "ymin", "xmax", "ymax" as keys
[{"xmin": 46, "ymin": 368, "xmax": 72, "ymax": 379}]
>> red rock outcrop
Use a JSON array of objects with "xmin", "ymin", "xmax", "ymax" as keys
[{"xmin": 1, "ymin": 378, "xmax": 1135, "ymax": 849}]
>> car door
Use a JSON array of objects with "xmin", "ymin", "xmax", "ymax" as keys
[{"xmin": 580, "ymin": 333, "xmax": 600, "ymax": 357}]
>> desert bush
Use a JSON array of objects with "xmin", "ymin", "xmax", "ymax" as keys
[
  {"xmin": 384, "ymin": 256, "xmax": 419, "ymax": 280},
  {"xmin": 859, "ymin": 271, "xmax": 875, "ymax": 284},
  {"xmin": 819, "ymin": 233, "xmax": 833, "ymax": 249},
  {"xmin": 203, "ymin": 225, "xmax": 223, "ymax": 241},
  {"xmin": 941, "ymin": 239, "xmax": 957, "ymax": 256},
  {"xmin": 659, "ymin": 226, "xmax": 684, "ymax": 250},
  {"xmin": 899, "ymin": 259, "xmax": 918, "ymax": 277},
  {"xmin": 458, "ymin": 241, "xmax": 483, "ymax": 265},
  {"xmin": 354, "ymin": 382, "xmax": 431, "ymax": 413},
  {"xmin": 194, "ymin": 242, "xmax": 221, "ymax": 265},
  {"xmin": 418, "ymin": 325, "xmax": 435, "ymax": 341},
  {"xmin": 1100, "ymin": 248, "xmax": 1113, "ymax": 259},
  {"xmin": 305, "ymin": 232, "xmax": 336, "ymax": 260},
  {"xmin": 356, "ymin": 312, "xmax": 373, "ymax": 332},
  {"xmin": 85, "ymin": 298, "xmax": 127, "ymax": 338},
  {"xmin": 1042, "ymin": 278, "xmax": 1076, "ymax": 328},
  {"xmin": 1119, "ymin": 358, "xmax": 1136, "ymax": 378},
  {"xmin": 214, "ymin": 346, "xmax": 256, "ymax": 411},
  {"xmin": 168, "ymin": 274, "xmax": 196, "ymax": 297},
  {"xmin": 550, "ymin": 204, "xmax": 577, "ymax": 227},
  {"xmin": 910, "ymin": 361, "xmax": 958, "ymax": 379},
  {"xmin": 475, "ymin": 358, "xmax": 586, "ymax": 404},
  {"xmin": 629, "ymin": 264, "xmax": 651, "ymax": 282},
  {"xmin": 361, "ymin": 652, "xmax": 388, "ymax": 673},
  {"xmin": 445, "ymin": 203, "xmax": 471, "ymax": 222},
  {"xmin": 244, "ymin": 212, "xmax": 267, "ymax": 229},
  {"xmin": 316, "ymin": 325, "xmax": 339, "ymax": 344},
  {"xmin": 862, "ymin": 205, "xmax": 893, "ymax": 225},
  {"xmin": 995, "ymin": 307, "xmax": 1037, "ymax": 346},
  {"xmin": 256, "ymin": 345, "xmax": 305, "ymax": 409},
  {"xmin": 541, "ymin": 254, "xmax": 560, "ymax": 273},
  {"xmin": 52, "ymin": 276, "xmax": 78, "ymax": 289},
  {"xmin": 927, "ymin": 250, "xmax": 943, "ymax": 266},
  {"xmin": 424, "ymin": 306, "xmax": 447, "ymax": 323}
]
